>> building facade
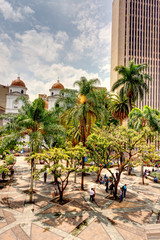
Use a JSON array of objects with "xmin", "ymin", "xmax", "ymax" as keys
[
  {"xmin": 5, "ymin": 77, "xmax": 28, "ymax": 114},
  {"xmin": 48, "ymin": 80, "xmax": 65, "ymax": 110},
  {"xmin": 0, "ymin": 85, "xmax": 9, "ymax": 125},
  {"xmin": 111, "ymin": 0, "xmax": 160, "ymax": 110}
]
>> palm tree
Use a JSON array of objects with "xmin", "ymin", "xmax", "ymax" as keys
[
  {"xmin": 128, "ymin": 106, "xmax": 160, "ymax": 150},
  {"xmin": 111, "ymin": 60, "xmax": 152, "ymax": 112},
  {"xmin": 55, "ymin": 89, "xmax": 77, "ymax": 111},
  {"xmin": 1, "ymin": 97, "xmax": 66, "ymax": 202},
  {"xmin": 128, "ymin": 106, "xmax": 160, "ymax": 132},
  {"xmin": 59, "ymin": 76, "xmax": 101, "ymax": 190},
  {"xmin": 111, "ymin": 92, "xmax": 129, "ymax": 125}
]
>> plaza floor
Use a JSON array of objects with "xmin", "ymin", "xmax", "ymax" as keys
[{"xmin": 0, "ymin": 157, "xmax": 160, "ymax": 240}]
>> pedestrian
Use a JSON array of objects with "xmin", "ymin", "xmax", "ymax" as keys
[
  {"xmin": 105, "ymin": 177, "xmax": 109, "ymax": 192},
  {"xmin": 2, "ymin": 171, "xmax": 5, "ymax": 181},
  {"xmin": 93, "ymin": 188, "xmax": 96, "ymax": 201},
  {"xmin": 99, "ymin": 176, "xmax": 103, "ymax": 184},
  {"xmin": 90, "ymin": 188, "xmax": 94, "ymax": 202},
  {"xmin": 116, "ymin": 172, "xmax": 119, "ymax": 180},
  {"xmin": 154, "ymin": 176, "xmax": 158, "ymax": 183},
  {"xmin": 122, "ymin": 184, "xmax": 127, "ymax": 198},
  {"xmin": 109, "ymin": 182, "xmax": 114, "ymax": 195},
  {"xmin": 44, "ymin": 171, "xmax": 47, "ymax": 183},
  {"xmin": 104, "ymin": 174, "xmax": 107, "ymax": 182},
  {"xmin": 120, "ymin": 187, "xmax": 123, "ymax": 202}
]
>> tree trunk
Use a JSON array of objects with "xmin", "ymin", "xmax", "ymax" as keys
[
  {"xmin": 74, "ymin": 160, "xmax": 76, "ymax": 183},
  {"xmin": 59, "ymin": 191, "xmax": 63, "ymax": 202},
  {"xmin": 114, "ymin": 181, "xmax": 119, "ymax": 199},
  {"xmin": 120, "ymin": 116, "xmax": 123, "ymax": 126},
  {"xmin": 128, "ymin": 96, "xmax": 132, "ymax": 113},
  {"xmin": 29, "ymin": 158, "xmax": 34, "ymax": 203},
  {"xmin": 81, "ymin": 156, "xmax": 85, "ymax": 190},
  {"xmin": 127, "ymin": 164, "xmax": 131, "ymax": 175},
  {"xmin": 96, "ymin": 168, "xmax": 103, "ymax": 182},
  {"xmin": 52, "ymin": 170, "xmax": 57, "ymax": 183},
  {"xmin": 141, "ymin": 163, "xmax": 144, "ymax": 185}
]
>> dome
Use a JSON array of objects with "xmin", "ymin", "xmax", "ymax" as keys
[
  {"xmin": 51, "ymin": 80, "xmax": 64, "ymax": 90},
  {"xmin": 10, "ymin": 77, "xmax": 26, "ymax": 88}
]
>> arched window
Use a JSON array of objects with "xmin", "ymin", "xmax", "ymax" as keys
[
  {"xmin": 21, "ymin": 90, "xmax": 24, "ymax": 94},
  {"xmin": 10, "ymin": 89, "xmax": 12, "ymax": 93},
  {"xmin": 52, "ymin": 92, "xmax": 54, "ymax": 96}
]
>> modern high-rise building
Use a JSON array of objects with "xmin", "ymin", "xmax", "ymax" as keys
[{"xmin": 111, "ymin": 0, "xmax": 160, "ymax": 110}]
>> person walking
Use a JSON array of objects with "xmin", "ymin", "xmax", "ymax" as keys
[
  {"xmin": 90, "ymin": 188, "xmax": 95, "ymax": 202},
  {"xmin": 109, "ymin": 182, "xmax": 114, "ymax": 195},
  {"xmin": 116, "ymin": 172, "xmax": 119, "ymax": 180},
  {"xmin": 123, "ymin": 184, "xmax": 127, "ymax": 198},
  {"xmin": 120, "ymin": 187, "xmax": 123, "ymax": 202},
  {"xmin": 44, "ymin": 171, "xmax": 47, "ymax": 183},
  {"xmin": 105, "ymin": 177, "xmax": 109, "ymax": 193},
  {"xmin": 2, "ymin": 171, "xmax": 5, "ymax": 181}
]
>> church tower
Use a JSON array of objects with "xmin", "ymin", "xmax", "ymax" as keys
[
  {"xmin": 48, "ymin": 80, "xmax": 64, "ymax": 110},
  {"xmin": 6, "ymin": 76, "xmax": 28, "ymax": 113}
]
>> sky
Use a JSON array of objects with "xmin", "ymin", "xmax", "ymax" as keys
[{"xmin": 0, "ymin": 0, "xmax": 113, "ymax": 100}]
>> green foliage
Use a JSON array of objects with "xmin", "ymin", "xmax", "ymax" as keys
[
  {"xmin": 110, "ymin": 92, "xmax": 129, "ymax": 125},
  {"xmin": 3, "ymin": 154, "xmax": 15, "ymax": 165},
  {"xmin": 0, "ymin": 97, "xmax": 66, "ymax": 153},
  {"xmin": 112, "ymin": 60, "xmax": 152, "ymax": 111},
  {"xmin": 58, "ymin": 77, "xmax": 108, "ymax": 146},
  {"xmin": 150, "ymin": 172, "xmax": 160, "ymax": 180},
  {"xmin": 128, "ymin": 106, "xmax": 160, "ymax": 132},
  {"xmin": 0, "ymin": 165, "xmax": 10, "ymax": 174}
]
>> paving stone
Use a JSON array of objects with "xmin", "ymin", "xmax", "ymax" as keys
[
  {"xmin": 3, "ymin": 210, "xmax": 16, "ymax": 225},
  {"xmin": 115, "ymin": 226, "xmax": 145, "ymax": 240},
  {"xmin": 31, "ymin": 224, "xmax": 63, "ymax": 240},
  {"xmin": 78, "ymin": 218, "xmax": 111, "ymax": 240},
  {"xmin": 12, "ymin": 224, "xmax": 30, "ymax": 240},
  {"xmin": 115, "ymin": 210, "xmax": 152, "ymax": 225},
  {"xmin": 43, "ymin": 214, "xmax": 89, "ymax": 233},
  {"xmin": 0, "ymin": 229, "xmax": 17, "ymax": 240}
]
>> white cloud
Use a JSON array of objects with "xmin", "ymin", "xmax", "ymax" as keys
[
  {"xmin": 22, "ymin": 64, "xmax": 103, "ymax": 100},
  {"xmin": 0, "ymin": 0, "xmax": 111, "ymax": 98},
  {"xmin": 15, "ymin": 29, "xmax": 68, "ymax": 64},
  {"xmin": 0, "ymin": 0, "xmax": 34, "ymax": 21},
  {"xmin": 55, "ymin": 31, "xmax": 69, "ymax": 45},
  {"xmin": 23, "ymin": 6, "xmax": 34, "ymax": 15}
]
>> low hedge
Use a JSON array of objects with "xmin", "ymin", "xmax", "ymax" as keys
[{"xmin": 150, "ymin": 172, "xmax": 160, "ymax": 180}]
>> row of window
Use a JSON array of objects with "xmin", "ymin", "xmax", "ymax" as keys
[{"xmin": 10, "ymin": 89, "xmax": 24, "ymax": 94}]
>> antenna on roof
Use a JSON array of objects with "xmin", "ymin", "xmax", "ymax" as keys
[{"xmin": 18, "ymin": 73, "xmax": 20, "ymax": 79}]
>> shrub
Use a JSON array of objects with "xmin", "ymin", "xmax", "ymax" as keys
[
  {"xmin": 3, "ymin": 154, "xmax": 15, "ymax": 166},
  {"xmin": 150, "ymin": 172, "xmax": 160, "ymax": 180}
]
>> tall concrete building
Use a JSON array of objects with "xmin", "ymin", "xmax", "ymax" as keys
[{"xmin": 111, "ymin": 0, "xmax": 160, "ymax": 109}]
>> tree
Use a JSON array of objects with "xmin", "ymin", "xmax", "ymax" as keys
[
  {"xmin": 136, "ymin": 143, "xmax": 159, "ymax": 185},
  {"xmin": 0, "ymin": 97, "xmax": 66, "ymax": 202},
  {"xmin": 111, "ymin": 92, "xmax": 129, "ymax": 125},
  {"xmin": 59, "ymin": 76, "xmax": 102, "ymax": 190},
  {"xmin": 87, "ymin": 126, "xmax": 151, "ymax": 199},
  {"xmin": 93, "ymin": 88, "xmax": 113, "ymax": 127},
  {"xmin": 128, "ymin": 106, "xmax": 160, "ymax": 132},
  {"xmin": 55, "ymin": 89, "xmax": 77, "ymax": 111},
  {"xmin": 33, "ymin": 144, "xmax": 86, "ymax": 202},
  {"xmin": 111, "ymin": 60, "xmax": 152, "ymax": 112},
  {"xmin": 86, "ymin": 128, "xmax": 119, "ymax": 182}
]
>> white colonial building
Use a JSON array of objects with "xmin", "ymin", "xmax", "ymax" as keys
[
  {"xmin": 48, "ymin": 80, "xmax": 65, "ymax": 110},
  {"xmin": 5, "ymin": 77, "xmax": 28, "ymax": 113}
]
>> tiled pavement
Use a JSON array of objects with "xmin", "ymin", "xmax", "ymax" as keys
[{"xmin": 0, "ymin": 157, "xmax": 160, "ymax": 240}]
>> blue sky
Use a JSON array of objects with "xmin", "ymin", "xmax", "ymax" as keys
[{"xmin": 0, "ymin": 0, "xmax": 113, "ymax": 99}]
